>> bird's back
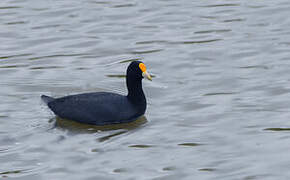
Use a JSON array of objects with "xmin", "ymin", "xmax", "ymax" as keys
[{"xmin": 47, "ymin": 92, "xmax": 144, "ymax": 125}]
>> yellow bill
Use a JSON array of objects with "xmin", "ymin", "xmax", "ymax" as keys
[{"xmin": 139, "ymin": 63, "xmax": 152, "ymax": 81}]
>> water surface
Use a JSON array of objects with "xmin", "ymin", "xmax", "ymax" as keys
[{"xmin": 1, "ymin": 0, "xmax": 290, "ymax": 179}]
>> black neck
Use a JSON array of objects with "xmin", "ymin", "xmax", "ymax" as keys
[{"xmin": 126, "ymin": 76, "xmax": 146, "ymax": 105}]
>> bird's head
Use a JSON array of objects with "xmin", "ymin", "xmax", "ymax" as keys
[{"xmin": 127, "ymin": 61, "xmax": 152, "ymax": 81}]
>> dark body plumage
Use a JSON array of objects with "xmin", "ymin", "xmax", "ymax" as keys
[{"xmin": 41, "ymin": 61, "xmax": 149, "ymax": 125}]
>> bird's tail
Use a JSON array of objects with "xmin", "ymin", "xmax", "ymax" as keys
[{"xmin": 41, "ymin": 95, "xmax": 55, "ymax": 105}]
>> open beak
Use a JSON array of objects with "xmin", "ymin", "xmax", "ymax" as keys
[{"xmin": 142, "ymin": 71, "xmax": 152, "ymax": 81}]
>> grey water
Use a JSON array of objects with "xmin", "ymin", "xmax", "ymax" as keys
[{"xmin": 1, "ymin": 0, "xmax": 290, "ymax": 179}]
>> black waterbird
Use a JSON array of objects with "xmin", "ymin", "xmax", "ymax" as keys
[{"xmin": 41, "ymin": 61, "xmax": 152, "ymax": 125}]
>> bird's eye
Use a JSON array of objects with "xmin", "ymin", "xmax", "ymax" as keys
[{"xmin": 139, "ymin": 63, "xmax": 147, "ymax": 72}]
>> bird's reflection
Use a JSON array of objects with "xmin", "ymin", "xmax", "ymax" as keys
[{"xmin": 52, "ymin": 115, "xmax": 148, "ymax": 133}]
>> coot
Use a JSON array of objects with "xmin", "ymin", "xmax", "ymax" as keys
[{"xmin": 41, "ymin": 61, "xmax": 152, "ymax": 125}]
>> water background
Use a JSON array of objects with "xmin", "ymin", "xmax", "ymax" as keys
[{"xmin": 1, "ymin": 0, "xmax": 290, "ymax": 179}]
